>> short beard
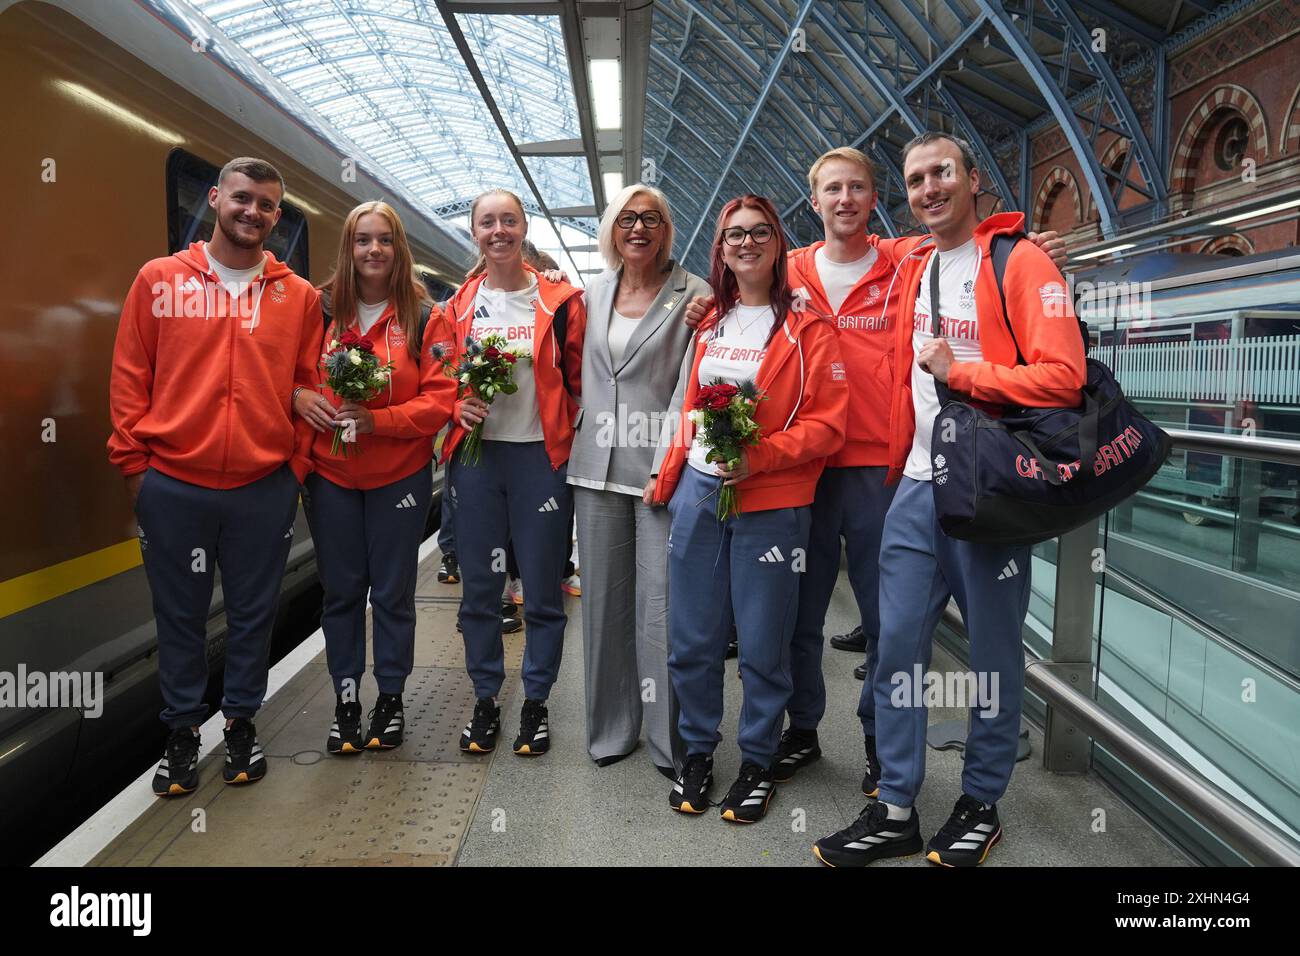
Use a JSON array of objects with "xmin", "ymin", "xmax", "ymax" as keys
[{"xmin": 217, "ymin": 214, "xmax": 264, "ymax": 250}]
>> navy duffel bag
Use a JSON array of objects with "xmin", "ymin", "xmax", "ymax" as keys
[{"xmin": 928, "ymin": 237, "xmax": 1172, "ymax": 546}]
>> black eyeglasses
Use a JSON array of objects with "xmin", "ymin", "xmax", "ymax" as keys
[
  {"xmin": 721, "ymin": 223, "xmax": 776, "ymax": 246},
  {"xmin": 615, "ymin": 210, "xmax": 664, "ymax": 230}
]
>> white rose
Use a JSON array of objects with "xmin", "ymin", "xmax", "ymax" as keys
[
  {"xmin": 349, "ymin": 350, "xmax": 362, "ymax": 365},
  {"xmin": 472, "ymin": 356, "xmax": 485, "ymax": 366}
]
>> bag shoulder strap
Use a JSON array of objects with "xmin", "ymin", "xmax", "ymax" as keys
[
  {"xmin": 552, "ymin": 298, "xmax": 573, "ymax": 396},
  {"xmin": 415, "ymin": 302, "xmax": 432, "ymax": 365},
  {"xmin": 990, "ymin": 232, "xmax": 1027, "ymax": 366}
]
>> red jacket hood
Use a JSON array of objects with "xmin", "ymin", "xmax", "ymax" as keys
[{"xmin": 174, "ymin": 241, "xmax": 296, "ymax": 282}]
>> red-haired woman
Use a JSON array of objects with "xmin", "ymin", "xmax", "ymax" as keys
[
  {"xmin": 293, "ymin": 201, "xmax": 456, "ymax": 755},
  {"xmin": 441, "ymin": 189, "xmax": 585, "ymax": 759},
  {"xmin": 652, "ymin": 195, "xmax": 848, "ymax": 822}
]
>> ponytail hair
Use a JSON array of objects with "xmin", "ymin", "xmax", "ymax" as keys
[{"xmin": 465, "ymin": 188, "xmax": 527, "ymax": 280}]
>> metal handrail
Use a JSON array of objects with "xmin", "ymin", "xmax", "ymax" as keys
[
  {"xmin": 940, "ymin": 596, "xmax": 1300, "ymax": 865},
  {"xmin": 1024, "ymin": 662, "xmax": 1300, "ymax": 867},
  {"xmin": 1165, "ymin": 428, "xmax": 1300, "ymax": 465}
]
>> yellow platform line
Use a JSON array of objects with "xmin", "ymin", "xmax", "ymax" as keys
[{"xmin": 0, "ymin": 539, "xmax": 141, "ymax": 619}]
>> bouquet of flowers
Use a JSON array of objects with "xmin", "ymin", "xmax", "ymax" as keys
[
  {"xmin": 430, "ymin": 333, "xmax": 529, "ymax": 465},
  {"xmin": 319, "ymin": 329, "xmax": 394, "ymax": 456},
  {"xmin": 688, "ymin": 377, "xmax": 764, "ymax": 519}
]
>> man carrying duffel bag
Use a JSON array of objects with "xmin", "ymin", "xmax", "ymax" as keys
[{"xmin": 815, "ymin": 132, "xmax": 1089, "ymax": 868}]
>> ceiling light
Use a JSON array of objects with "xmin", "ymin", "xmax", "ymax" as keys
[
  {"xmin": 1210, "ymin": 199, "xmax": 1300, "ymax": 226},
  {"xmin": 589, "ymin": 59, "xmax": 621, "ymax": 130}
]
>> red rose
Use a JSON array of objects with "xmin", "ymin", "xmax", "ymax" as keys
[
  {"xmin": 340, "ymin": 330, "xmax": 362, "ymax": 348},
  {"xmin": 503, "ymin": 353, "xmax": 517, "ymax": 364},
  {"xmin": 484, "ymin": 346, "xmax": 501, "ymax": 361},
  {"xmin": 355, "ymin": 338, "xmax": 374, "ymax": 354},
  {"xmin": 706, "ymin": 391, "xmax": 731, "ymax": 410},
  {"xmin": 694, "ymin": 385, "xmax": 717, "ymax": 409},
  {"xmin": 713, "ymin": 383, "xmax": 739, "ymax": 400}
]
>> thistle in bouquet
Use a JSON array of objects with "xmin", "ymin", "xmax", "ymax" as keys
[
  {"xmin": 319, "ymin": 330, "xmax": 394, "ymax": 456},
  {"xmin": 688, "ymin": 377, "xmax": 764, "ymax": 519},
  {"xmin": 430, "ymin": 333, "xmax": 528, "ymax": 465}
]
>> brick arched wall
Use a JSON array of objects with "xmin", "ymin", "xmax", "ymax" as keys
[
  {"xmin": 1198, "ymin": 234, "xmax": 1256, "ymax": 256},
  {"xmin": 1283, "ymin": 82, "xmax": 1300, "ymax": 155},
  {"xmin": 1032, "ymin": 166, "xmax": 1083, "ymax": 233},
  {"xmin": 1170, "ymin": 84, "xmax": 1269, "ymax": 193}
]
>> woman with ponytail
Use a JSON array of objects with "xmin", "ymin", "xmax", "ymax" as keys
[{"xmin": 442, "ymin": 189, "xmax": 586, "ymax": 759}]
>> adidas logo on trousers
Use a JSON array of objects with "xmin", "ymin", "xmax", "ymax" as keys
[
  {"xmin": 396, "ymin": 493, "xmax": 418, "ymax": 509},
  {"xmin": 538, "ymin": 496, "xmax": 559, "ymax": 513}
]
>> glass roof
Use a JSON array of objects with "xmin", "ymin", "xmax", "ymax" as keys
[{"xmin": 144, "ymin": 0, "xmax": 593, "ymax": 216}]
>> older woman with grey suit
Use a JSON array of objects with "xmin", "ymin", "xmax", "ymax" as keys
[{"xmin": 567, "ymin": 184, "xmax": 709, "ymax": 778}]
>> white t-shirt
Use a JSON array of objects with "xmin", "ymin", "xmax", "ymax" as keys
[
  {"xmin": 205, "ymin": 243, "xmax": 264, "ymax": 296},
  {"xmin": 905, "ymin": 239, "xmax": 983, "ymax": 481},
  {"xmin": 608, "ymin": 308, "xmax": 639, "ymax": 368},
  {"xmin": 687, "ymin": 304, "xmax": 772, "ymax": 476},
  {"xmin": 356, "ymin": 298, "xmax": 389, "ymax": 335},
  {"xmin": 470, "ymin": 276, "xmax": 543, "ymax": 442},
  {"xmin": 814, "ymin": 245, "xmax": 878, "ymax": 313}
]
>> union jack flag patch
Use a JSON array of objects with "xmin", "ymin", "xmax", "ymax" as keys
[{"xmin": 831, "ymin": 362, "xmax": 846, "ymax": 381}]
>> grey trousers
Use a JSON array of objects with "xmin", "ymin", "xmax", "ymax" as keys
[{"xmin": 573, "ymin": 485, "xmax": 684, "ymax": 772}]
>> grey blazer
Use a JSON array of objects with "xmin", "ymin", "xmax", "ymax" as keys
[{"xmin": 567, "ymin": 261, "xmax": 710, "ymax": 494}]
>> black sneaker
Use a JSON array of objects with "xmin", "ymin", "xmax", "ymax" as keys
[
  {"xmin": 813, "ymin": 801, "xmax": 923, "ymax": 867},
  {"xmin": 327, "ymin": 698, "xmax": 364, "ymax": 755},
  {"xmin": 862, "ymin": 734, "xmax": 880, "ymax": 798},
  {"xmin": 670, "ymin": 754, "xmax": 714, "ymax": 814},
  {"xmin": 926, "ymin": 794, "xmax": 1003, "ymax": 867},
  {"xmin": 853, "ymin": 662, "xmax": 867, "ymax": 681},
  {"xmin": 771, "ymin": 727, "xmax": 822, "ymax": 783},
  {"xmin": 152, "ymin": 727, "xmax": 201, "ymax": 796},
  {"xmin": 456, "ymin": 609, "xmax": 523, "ymax": 634},
  {"xmin": 222, "ymin": 718, "xmax": 266, "ymax": 785},
  {"xmin": 460, "ymin": 697, "xmax": 500, "ymax": 753},
  {"xmin": 513, "ymin": 698, "xmax": 550, "ymax": 755},
  {"xmin": 502, "ymin": 601, "xmax": 519, "ymax": 619},
  {"xmin": 438, "ymin": 553, "xmax": 460, "ymax": 584},
  {"xmin": 365, "ymin": 693, "xmax": 404, "ymax": 749},
  {"xmin": 830, "ymin": 624, "xmax": 866, "ymax": 652},
  {"xmin": 719, "ymin": 762, "xmax": 775, "ymax": 823}
]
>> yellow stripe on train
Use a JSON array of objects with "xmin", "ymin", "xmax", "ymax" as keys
[{"xmin": 0, "ymin": 540, "xmax": 141, "ymax": 620}]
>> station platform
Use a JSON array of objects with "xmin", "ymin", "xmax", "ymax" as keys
[{"xmin": 43, "ymin": 544, "xmax": 1189, "ymax": 868}]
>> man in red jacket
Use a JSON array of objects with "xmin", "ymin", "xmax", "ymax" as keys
[
  {"xmin": 814, "ymin": 133, "xmax": 1086, "ymax": 867},
  {"xmin": 108, "ymin": 157, "xmax": 321, "ymax": 796}
]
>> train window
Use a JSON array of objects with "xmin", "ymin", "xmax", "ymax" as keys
[
  {"xmin": 166, "ymin": 149, "xmax": 311, "ymax": 279},
  {"xmin": 417, "ymin": 268, "xmax": 456, "ymax": 304}
]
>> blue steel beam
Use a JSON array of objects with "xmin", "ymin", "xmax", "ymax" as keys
[
  {"xmin": 859, "ymin": 6, "xmax": 1018, "ymax": 209},
  {"xmin": 648, "ymin": 45, "xmax": 814, "ymax": 212},
  {"xmin": 1040, "ymin": 0, "xmax": 1167, "ymax": 205},
  {"xmin": 680, "ymin": 0, "xmax": 817, "ymax": 261},
  {"xmin": 974, "ymin": 0, "xmax": 1120, "ymax": 238}
]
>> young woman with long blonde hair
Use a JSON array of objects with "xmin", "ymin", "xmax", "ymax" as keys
[{"xmin": 293, "ymin": 200, "xmax": 456, "ymax": 755}]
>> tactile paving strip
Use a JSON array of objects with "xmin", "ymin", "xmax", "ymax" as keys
[
  {"xmin": 98, "ymin": 758, "xmax": 484, "ymax": 866},
  {"xmin": 413, "ymin": 599, "xmax": 527, "ymax": 671},
  {"xmin": 262, "ymin": 665, "xmax": 515, "ymax": 764},
  {"xmin": 89, "ymin": 547, "xmax": 520, "ymax": 867}
]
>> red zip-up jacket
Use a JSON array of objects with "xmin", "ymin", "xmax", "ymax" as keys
[
  {"xmin": 310, "ymin": 303, "xmax": 457, "ymax": 489},
  {"xmin": 108, "ymin": 242, "xmax": 321, "ymax": 488},
  {"xmin": 439, "ymin": 265, "xmax": 586, "ymax": 470},
  {"xmin": 886, "ymin": 212, "xmax": 1088, "ymax": 483},
  {"xmin": 653, "ymin": 306, "xmax": 849, "ymax": 512},
  {"xmin": 786, "ymin": 237, "xmax": 926, "ymax": 467}
]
